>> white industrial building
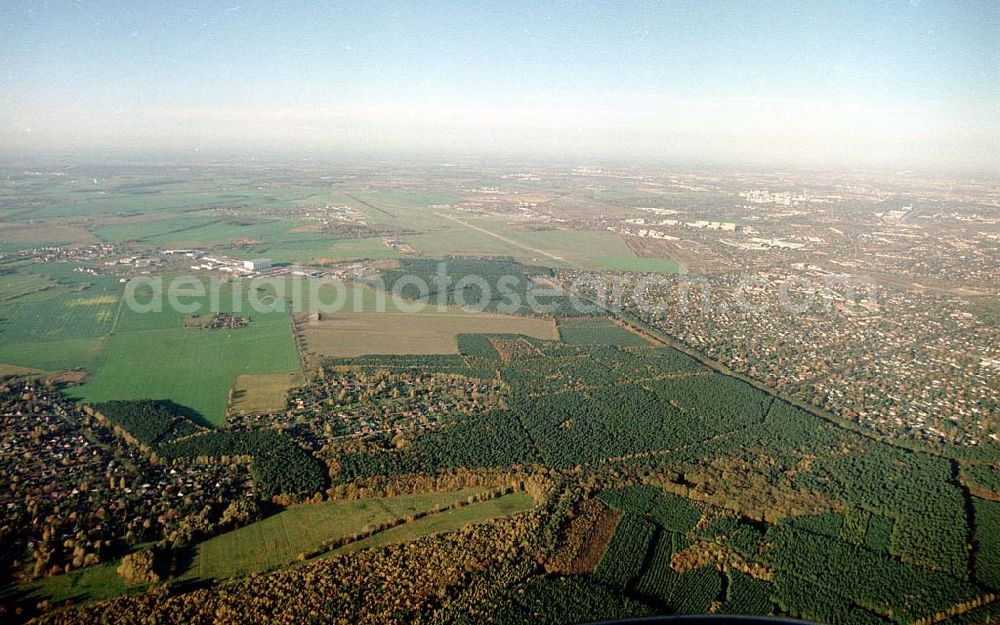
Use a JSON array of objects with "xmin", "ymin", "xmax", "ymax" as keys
[{"xmin": 243, "ymin": 258, "xmax": 272, "ymax": 271}]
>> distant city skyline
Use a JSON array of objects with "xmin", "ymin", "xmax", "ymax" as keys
[{"xmin": 1, "ymin": 1, "xmax": 997, "ymax": 170}]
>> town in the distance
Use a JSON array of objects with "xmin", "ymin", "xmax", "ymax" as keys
[{"xmin": 0, "ymin": 159, "xmax": 997, "ymax": 624}]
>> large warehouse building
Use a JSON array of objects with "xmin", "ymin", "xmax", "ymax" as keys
[{"xmin": 242, "ymin": 258, "xmax": 272, "ymax": 272}]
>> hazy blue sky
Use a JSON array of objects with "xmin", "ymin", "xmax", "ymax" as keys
[{"xmin": 1, "ymin": 1, "xmax": 997, "ymax": 169}]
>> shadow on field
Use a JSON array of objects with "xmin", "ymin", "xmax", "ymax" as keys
[{"xmin": 158, "ymin": 400, "xmax": 214, "ymax": 429}]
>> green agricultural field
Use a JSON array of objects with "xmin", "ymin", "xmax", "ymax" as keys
[
  {"xmin": 90, "ymin": 215, "xmax": 221, "ymax": 243},
  {"xmin": 141, "ymin": 218, "xmax": 305, "ymax": 247},
  {"xmin": 1, "ymin": 337, "xmax": 108, "ymax": 371},
  {"xmin": 71, "ymin": 318, "xmax": 299, "ymax": 426},
  {"xmin": 0, "ymin": 263, "xmax": 121, "ymax": 370},
  {"xmin": 0, "ymin": 283, "xmax": 119, "ymax": 343},
  {"xmin": 401, "ymin": 228, "xmax": 527, "ymax": 259},
  {"xmin": 293, "ymin": 277, "xmax": 509, "ymax": 315},
  {"xmin": 292, "ymin": 272, "xmax": 568, "ymax": 320},
  {"xmin": 70, "ymin": 279, "xmax": 301, "ymax": 425},
  {"xmin": 339, "ymin": 189, "xmax": 462, "ymax": 229},
  {"xmin": 184, "ymin": 489, "xmax": 494, "ymax": 580},
  {"xmin": 498, "ymin": 228, "xmax": 636, "ymax": 268},
  {"xmin": 370, "ymin": 188, "xmax": 461, "ymax": 209},
  {"xmin": 0, "ymin": 272, "xmax": 60, "ymax": 302},
  {"xmin": 247, "ymin": 236, "xmax": 400, "ymax": 264},
  {"xmin": 21, "ymin": 186, "xmax": 317, "ymax": 221},
  {"xmin": 21, "ymin": 190, "xmax": 245, "ymax": 220},
  {"xmin": 321, "ymin": 237, "xmax": 401, "ymax": 260},
  {"xmin": 399, "ymin": 218, "xmax": 641, "ymax": 269}
]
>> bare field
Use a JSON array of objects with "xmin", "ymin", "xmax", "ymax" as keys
[
  {"xmin": 229, "ymin": 372, "xmax": 305, "ymax": 415},
  {"xmin": 301, "ymin": 312, "xmax": 557, "ymax": 358},
  {"xmin": 0, "ymin": 363, "xmax": 45, "ymax": 377},
  {"xmin": 0, "ymin": 223, "xmax": 97, "ymax": 244}
]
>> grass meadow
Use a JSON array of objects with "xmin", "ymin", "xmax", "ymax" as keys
[
  {"xmin": 8, "ymin": 559, "xmax": 130, "ymax": 606},
  {"xmin": 229, "ymin": 372, "xmax": 305, "ymax": 415},
  {"xmin": 330, "ymin": 491, "xmax": 535, "ymax": 556},
  {"xmin": 183, "ymin": 489, "xmax": 493, "ymax": 580}
]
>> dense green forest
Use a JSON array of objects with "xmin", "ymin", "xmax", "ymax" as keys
[
  {"xmin": 92, "ymin": 400, "xmax": 325, "ymax": 497},
  {"xmin": 28, "ymin": 312, "xmax": 997, "ymax": 625},
  {"xmin": 92, "ymin": 400, "xmax": 203, "ymax": 446},
  {"xmin": 320, "ymin": 335, "xmax": 1000, "ymax": 625},
  {"xmin": 160, "ymin": 430, "xmax": 326, "ymax": 497}
]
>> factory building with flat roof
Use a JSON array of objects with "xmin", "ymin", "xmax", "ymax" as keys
[{"xmin": 242, "ymin": 258, "xmax": 272, "ymax": 271}]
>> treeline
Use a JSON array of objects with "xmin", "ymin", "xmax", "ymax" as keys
[
  {"xmin": 297, "ymin": 485, "xmax": 519, "ymax": 562},
  {"xmin": 324, "ymin": 466, "xmax": 542, "ymax": 501},
  {"xmin": 330, "ymin": 353, "xmax": 496, "ymax": 381},
  {"xmin": 31, "ymin": 509, "xmax": 546, "ymax": 625},
  {"xmin": 963, "ymin": 464, "xmax": 1000, "ymax": 498},
  {"xmin": 973, "ymin": 498, "xmax": 1000, "ymax": 590}
]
